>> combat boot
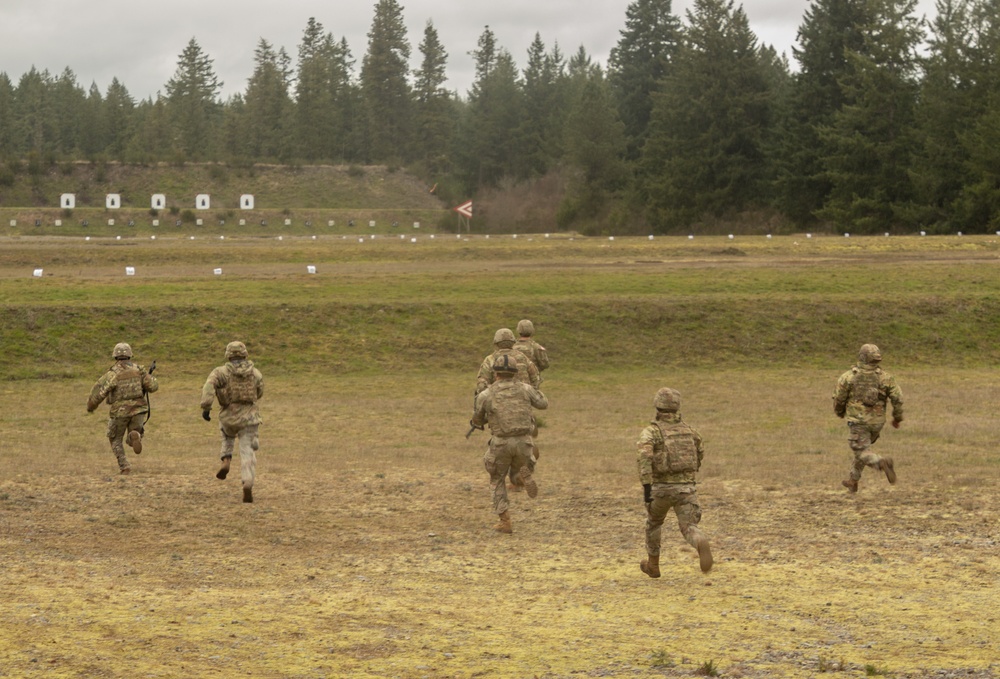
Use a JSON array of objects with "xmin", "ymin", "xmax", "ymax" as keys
[
  {"xmin": 879, "ymin": 457, "xmax": 896, "ymax": 484},
  {"xmin": 120, "ymin": 467, "xmax": 131, "ymax": 475},
  {"xmin": 216, "ymin": 456, "xmax": 232, "ymax": 480},
  {"xmin": 695, "ymin": 535, "xmax": 714, "ymax": 574},
  {"xmin": 494, "ymin": 511, "xmax": 512, "ymax": 534},
  {"xmin": 127, "ymin": 430, "xmax": 142, "ymax": 455},
  {"xmin": 640, "ymin": 554, "xmax": 660, "ymax": 578},
  {"xmin": 518, "ymin": 467, "xmax": 538, "ymax": 499},
  {"xmin": 243, "ymin": 485, "xmax": 253, "ymax": 503},
  {"xmin": 842, "ymin": 478, "xmax": 858, "ymax": 493}
]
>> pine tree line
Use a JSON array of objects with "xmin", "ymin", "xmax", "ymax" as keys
[{"xmin": 2, "ymin": 0, "xmax": 999, "ymax": 233}]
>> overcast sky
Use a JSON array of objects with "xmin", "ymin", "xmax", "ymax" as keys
[{"xmin": 1, "ymin": 0, "xmax": 939, "ymax": 102}]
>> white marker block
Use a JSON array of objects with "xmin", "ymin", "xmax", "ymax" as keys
[
  {"xmin": 196, "ymin": 194, "xmax": 210, "ymax": 210},
  {"xmin": 277, "ymin": 236, "xmax": 283, "ymax": 241},
  {"xmin": 106, "ymin": 194, "xmax": 120, "ymax": 209},
  {"xmin": 608, "ymin": 236, "xmax": 613, "ymax": 241},
  {"xmin": 189, "ymin": 236, "xmax": 195, "ymax": 240},
  {"xmin": 150, "ymin": 235, "xmax": 156, "ymax": 240},
  {"xmin": 9, "ymin": 220, "xmax": 15, "ymax": 227},
  {"xmin": 213, "ymin": 268, "xmax": 223, "ymax": 276},
  {"xmin": 151, "ymin": 194, "xmax": 165, "ymax": 210},
  {"xmin": 196, "ymin": 219, "xmax": 203, "ymax": 226},
  {"xmin": 85, "ymin": 236, "xmax": 91, "ymax": 241},
  {"xmin": 399, "ymin": 234, "xmax": 405, "ymax": 240},
  {"xmin": 219, "ymin": 235, "xmax": 225, "ymax": 240},
  {"xmin": 125, "ymin": 267, "xmax": 135, "ymax": 276},
  {"xmin": 328, "ymin": 220, "xmax": 335, "ymax": 227},
  {"xmin": 920, "ymin": 231, "xmax": 926, "ymax": 236},
  {"xmin": 116, "ymin": 235, "xmax": 121, "ymax": 240},
  {"xmin": 545, "ymin": 234, "xmax": 550, "ymax": 238},
  {"xmin": 728, "ymin": 234, "xmax": 734, "ymax": 239},
  {"xmin": 688, "ymin": 235, "xmax": 694, "ymax": 240},
  {"xmin": 33, "ymin": 269, "xmax": 43, "ymax": 277},
  {"xmin": 358, "ymin": 238, "xmax": 364, "ymax": 243},
  {"xmin": 410, "ymin": 237, "xmax": 417, "ymax": 243},
  {"xmin": 311, "ymin": 235, "xmax": 317, "ymax": 240},
  {"xmin": 485, "ymin": 235, "xmax": 490, "ymax": 240},
  {"xmin": 958, "ymin": 231, "xmax": 963, "ymax": 236},
  {"xmin": 430, "ymin": 234, "xmax": 435, "ymax": 239},
  {"xmin": 413, "ymin": 222, "xmax": 420, "ymax": 229},
  {"xmin": 284, "ymin": 219, "xmax": 291, "ymax": 226},
  {"xmin": 369, "ymin": 220, "xmax": 376, "ymax": 228},
  {"xmin": 307, "ymin": 265, "xmax": 317, "ymax": 274},
  {"xmin": 152, "ymin": 219, "xmax": 159, "ymax": 227},
  {"xmin": 239, "ymin": 219, "xmax": 246, "ymax": 226},
  {"xmin": 844, "ymin": 233, "xmax": 850, "ymax": 237},
  {"xmin": 806, "ymin": 233, "xmax": 812, "ymax": 238},
  {"xmin": 109, "ymin": 219, "xmax": 115, "ymax": 226},
  {"xmin": 240, "ymin": 195, "xmax": 254, "ymax": 210},
  {"xmin": 648, "ymin": 235, "xmax": 654, "ymax": 240},
  {"xmin": 61, "ymin": 194, "xmax": 75, "ymax": 209},
  {"xmin": 54, "ymin": 220, "xmax": 62, "ymax": 226},
  {"xmin": 513, "ymin": 234, "xmax": 518, "ymax": 239},
  {"xmin": 766, "ymin": 234, "xmax": 772, "ymax": 239}
]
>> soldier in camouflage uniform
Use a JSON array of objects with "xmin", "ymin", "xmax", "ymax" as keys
[
  {"xmin": 87, "ymin": 342, "xmax": 158, "ymax": 475},
  {"xmin": 513, "ymin": 319, "xmax": 549, "ymax": 377},
  {"xmin": 201, "ymin": 341, "xmax": 265, "ymax": 503},
  {"xmin": 833, "ymin": 343, "xmax": 903, "ymax": 493},
  {"xmin": 637, "ymin": 387, "xmax": 712, "ymax": 576},
  {"xmin": 475, "ymin": 328, "xmax": 540, "ymax": 395},
  {"xmin": 475, "ymin": 328, "xmax": 542, "ymax": 493},
  {"xmin": 470, "ymin": 354, "xmax": 548, "ymax": 534}
]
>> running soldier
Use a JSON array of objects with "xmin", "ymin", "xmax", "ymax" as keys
[
  {"xmin": 86, "ymin": 342, "xmax": 158, "ymax": 475},
  {"xmin": 637, "ymin": 387, "xmax": 713, "ymax": 576},
  {"xmin": 470, "ymin": 354, "xmax": 548, "ymax": 534},
  {"xmin": 201, "ymin": 341, "xmax": 264, "ymax": 503},
  {"xmin": 513, "ymin": 319, "xmax": 549, "ymax": 376},
  {"xmin": 833, "ymin": 343, "xmax": 903, "ymax": 492}
]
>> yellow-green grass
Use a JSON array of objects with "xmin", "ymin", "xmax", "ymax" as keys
[
  {"xmin": 0, "ymin": 369, "xmax": 997, "ymax": 678},
  {"xmin": 0, "ymin": 234, "xmax": 998, "ymax": 677}
]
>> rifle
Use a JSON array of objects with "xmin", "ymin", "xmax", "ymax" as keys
[
  {"xmin": 466, "ymin": 422, "xmax": 484, "ymax": 439},
  {"xmin": 143, "ymin": 361, "xmax": 157, "ymax": 427}
]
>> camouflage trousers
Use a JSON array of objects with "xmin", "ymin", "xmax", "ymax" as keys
[
  {"xmin": 107, "ymin": 414, "xmax": 145, "ymax": 472},
  {"xmin": 645, "ymin": 483, "xmax": 705, "ymax": 557},
  {"xmin": 847, "ymin": 421, "xmax": 886, "ymax": 482},
  {"xmin": 484, "ymin": 435, "xmax": 535, "ymax": 515},
  {"xmin": 220, "ymin": 423, "xmax": 259, "ymax": 489}
]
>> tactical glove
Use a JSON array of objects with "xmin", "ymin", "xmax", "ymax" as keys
[
  {"xmin": 202, "ymin": 409, "xmax": 211, "ymax": 422},
  {"xmin": 643, "ymin": 484, "xmax": 652, "ymax": 504},
  {"xmin": 891, "ymin": 419, "xmax": 901, "ymax": 429}
]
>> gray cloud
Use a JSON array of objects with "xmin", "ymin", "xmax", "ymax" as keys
[{"xmin": 0, "ymin": 0, "xmax": 938, "ymax": 101}]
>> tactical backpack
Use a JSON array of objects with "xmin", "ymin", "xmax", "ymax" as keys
[{"xmin": 652, "ymin": 421, "xmax": 699, "ymax": 475}]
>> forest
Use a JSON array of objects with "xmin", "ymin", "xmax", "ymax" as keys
[{"xmin": 1, "ymin": 0, "xmax": 999, "ymax": 234}]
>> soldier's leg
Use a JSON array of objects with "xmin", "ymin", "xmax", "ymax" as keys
[
  {"xmin": 238, "ymin": 425, "xmax": 258, "ymax": 503},
  {"xmin": 675, "ymin": 488, "xmax": 712, "ymax": 573},
  {"xmin": 644, "ymin": 487, "xmax": 671, "ymax": 558},
  {"xmin": 847, "ymin": 423, "xmax": 878, "ymax": 481},
  {"xmin": 512, "ymin": 438, "xmax": 538, "ymax": 498},
  {"xmin": 107, "ymin": 417, "xmax": 130, "ymax": 474},
  {"xmin": 484, "ymin": 439, "xmax": 513, "ymax": 516},
  {"xmin": 125, "ymin": 413, "xmax": 144, "ymax": 455},
  {"xmin": 217, "ymin": 425, "xmax": 236, "ymax": 479}
]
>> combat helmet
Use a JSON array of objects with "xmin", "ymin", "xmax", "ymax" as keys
[
  {"xmin": 516, "ymin": 319, "xmax": 535, "ymax": 337},
  {"xmin": 225, "ymin": 341, "xmax": 249, "ymax": 360},
  {"xmin": 654, "ymin": 387, "xmax": 681, "ymax": 412},
  {"xmin": 493, "ymin": 353, "xmax": 519, "ymax": 375},
  {"xmin": 858, "ymin": 343, "xmax": 882, "ymax": 364},
  {"xmin": 112, "ymin": 342, "xmax": 133, "ymax": 360},
  {"xmin": 493, "ymin": 328, "xmax": 516, "ymax": 348}
]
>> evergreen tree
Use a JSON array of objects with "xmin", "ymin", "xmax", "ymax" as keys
[
  {"xmin": 559, "ymin": 66, "xmax": 628, "ymax": 228},
  {"xmin": 774, "ymin": 0, "xmax": 871, "ymax": 224},
  {"xmin": 80, "ymin": 81, "xmax": 107, "ymax": 157},
  {"xmin": 640, "ymin": 0, "xmax": 774, "ymax": 230},
  {"xmin": 455, "ymin": 29, "xmax": 524, "ymax": 191},
  {"xmin": 244, "ymin": 38, "xmax": 294, "ymax": 161},
  {"xmin": 0, "ymin": 73, "xmax": 14, "ymax": 156},
  {"xmin": 295, "ymin": 19, "xmax": 355, "ymax": 161},
  {"xmin": 816, "ymin": 0, "xmax": 924, "ymax": 231},
  {"xmin": 52, "ymin": 68, "xmax": 86, "ymax": 155},
  {"xmin": 518, "ymin": 33, "xmax": 565, "ymax": 177},
  {"xmin": 164, "ymin": 38, "xmax": 223, "ymax": 159},
  {"xmin": 360, "ymin": 0, "xmax": 413, "ymax": 162},
  {"xmin": 905, "ymin": 0, "xmax": 976, "ymax": 230},
  {"xmin": 413, "ymin": 20, "xmax": 455, "ymax": 173},
  {"xmin": 104, "ymin": 78, "xmax": 135, "ymax": 161},
  {"xmin": 14, "ymin": 68, "xmax": 55, "ymax": 154},
  {"xmin": 607, "ymin": 0, "xmax": 681, "ymax": 159}
]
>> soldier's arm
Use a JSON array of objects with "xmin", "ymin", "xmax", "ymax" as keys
[
  {"xmin": 693, "ymin": 428, "xmax": 705, "ymax": 468},
  {"xmin": 475, "ymin": 357, "xmax": 492, "ymax": 394},
  {"xmin": 199, "ymin": 369, "xmax": 222, "ymax": 411},
  {"xmin": 636, "ymin": 429, "xmax": 656, "ymax": 486},
  {"xmin": 832, "ymin": 372, "xmax": 850, "ymax": 417},
  {"xmin": 535, "ymin": 344, "xmax": 549, "ymax": 371},
  {"xmin": 255, "ymin": 370, "xmax": 264, "ymax": 400},
  {"xmin": 87, "ymin": 375, "xmax": 111, "ymax": 412},
  {"xmin": 142, "ymin": 371, "xmax": 159, "ymax": 394},
  {"xmin": 527, "ymin": 361, "xmax": 540, "ymax": 388},
  {"xmin": 886, "ymin": 377, "xmax": 903, "ymax": 422},
  {"xmin": 527, "ymin": 385, "xmax": 548, "ymax": 410},
  {"xmin": 470, "ymin": 391, "xmax": 489, "ymax": 428}
]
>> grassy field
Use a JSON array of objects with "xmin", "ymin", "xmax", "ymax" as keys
[{"xmin": 0, "ymin": 234, "xmax": 998, "ymax": 678}]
